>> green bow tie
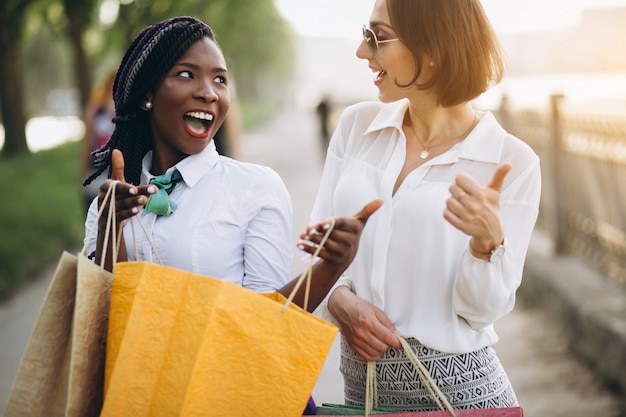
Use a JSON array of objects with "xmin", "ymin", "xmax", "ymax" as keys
[{"xmin": 144, "ymin": 169, "xmax": 183, "ymax": 216}]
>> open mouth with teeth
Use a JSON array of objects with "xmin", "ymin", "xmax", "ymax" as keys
[{"xmin": 183, "ymin": 111, "xmax": 214, "ymax": 138}]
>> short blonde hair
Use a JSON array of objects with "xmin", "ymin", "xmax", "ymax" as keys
[{"xmin": 387, "ymin": 0, "xmax": 503, "ymax": 107}]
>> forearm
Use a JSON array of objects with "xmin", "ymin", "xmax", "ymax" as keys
[{"xmin": 277, "ymin": 260, "xmax": 346, "ymax": 313}]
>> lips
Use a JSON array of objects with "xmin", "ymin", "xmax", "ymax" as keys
[
  {"xmin": 375, "ymin": 70, "xmax": 387, "ymax": 83},
  {"xmin": 183, "ymin": 111, "xmax": 214, "ymax": 138}
]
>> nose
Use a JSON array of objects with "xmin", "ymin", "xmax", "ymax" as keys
[
  {"xmin": 195, "ymin": 78, "xmax": 219, "ymax": 102},
  {"xmin": 356, "ymin": 39, "xmax": 371, "ymax": 60}
]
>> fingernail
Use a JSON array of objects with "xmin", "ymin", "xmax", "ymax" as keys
[
  {"xmin": 148, "ymin": 185, "xmax": 156, "ymax": 193},
  {"xmin": 322, "ymin": 223, "xmax": 331, "ymax": 230},
  {"xmin": 129, "ymin": 188, "xmax": 137, "ymax": 195},
  {"xmin": 296, "ymin": 243, "xmax": 304, "ymax": 250},
  {"xmin": 131, "ymin": 207, "xmax": 138, "ymax": 214}
]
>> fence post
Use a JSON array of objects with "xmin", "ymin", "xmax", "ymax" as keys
[{"xmin": 548, "ymin": 94, "xmax": 567, "ymax": 254}]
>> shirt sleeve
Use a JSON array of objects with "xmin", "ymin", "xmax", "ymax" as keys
[
  {"xmin": 452, "ymin": 158, "xmax": 542, "ymax": 329},
  {"xmin": 84, "ymin": 197, "xmax": 99, "ymax": 259},
  {"xmin": 241, "ymin": 167, "xmax": 294, "ymax": 293}
]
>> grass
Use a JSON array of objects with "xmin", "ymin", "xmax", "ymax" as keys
[{"xmin": 0, "ymin": 141, "xmax": 85, "ymax": 300}]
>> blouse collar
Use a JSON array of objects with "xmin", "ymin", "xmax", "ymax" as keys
[
  {"xmin": 365, "ymin": 99, "xmax": 507, "ymax": 164},
  {"xmin": 141, "ymin": 140, "xmax": 220, "ymax": 188}
]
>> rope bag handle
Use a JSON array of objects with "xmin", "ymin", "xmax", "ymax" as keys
[
  {"xmin": 128, "ymin": 214, "xmax": 163, "ymax": 265},
  {"xmin": 281, "ymin": 217, "xmax": 336, "ymax": 313},
  {"xmin": 83, "ymin": 180, "xmax": 163, "ymax": 267},
  {"xmin": 365, "ymin": 335, "xmax": 457, "ymax": 417},
  {"xmin": 82, "ymin": 180, "xmax": 121, "ymax": 270}
]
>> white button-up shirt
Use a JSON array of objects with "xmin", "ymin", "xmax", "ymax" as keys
[
  {"xmin": 85, "ymin": 141, "xmax": 293, "ymax": 293},
  {"xmin": 311, "ymin": 99, "xmax": 541, "ymax": 353}
]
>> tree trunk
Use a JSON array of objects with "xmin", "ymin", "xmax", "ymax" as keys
[
  {"xmin": 67, "ymin": 21, "xmax": 92, "ymax": 118},
  {"xmin": 0, "ymin": 28, "xmax": 29, "ymax": 157}
]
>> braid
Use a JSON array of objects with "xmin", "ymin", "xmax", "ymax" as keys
[{"xmin": 83, "ymin": 16, "xmax": 214, "ymax": 186}]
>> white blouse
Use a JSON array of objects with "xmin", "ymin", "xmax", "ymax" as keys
[
  {"xmin": 85, "ymin": 141, "xmax": 293, "ymax": 293},
  {"xmin": 311, "ymin": 99, "xmax": 541, "ymax": 353}
]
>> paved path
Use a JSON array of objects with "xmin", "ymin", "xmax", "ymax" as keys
[{"xmin": 0, "ymin": 106, "xmax": 622, "ymax": 416}]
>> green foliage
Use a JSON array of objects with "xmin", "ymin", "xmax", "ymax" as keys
[
  {"xmin": 16, "ymin": 0, "xmax": 297, "ymax": 130},
  {"xmin": 107, "ymin": 0, "xmax": 297, "ymax": 104},
  {"xmin": 0, "ymin": 141, "xmax": 85, "ymax": 300}
]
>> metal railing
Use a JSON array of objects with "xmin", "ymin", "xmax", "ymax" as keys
[{"xmin": 494, "ymin": 95, "xmax": 626, "ymax": 285}]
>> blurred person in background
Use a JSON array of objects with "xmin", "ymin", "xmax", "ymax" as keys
[
  {"xmin": 316, "ymin": 95, "xmax": 332, "ymax": 156},
  {"xmin": 309, "ymin": 0, "xmax": 541, "ymax": 411}
]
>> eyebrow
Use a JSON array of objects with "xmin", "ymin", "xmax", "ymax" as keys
[
  {"xmin": 369, "ymin": 21, "xmax": 394, "ymax": 30},
  {"xmin": 174, "ymin": 62, "xmax": 228, "ymax": 73}
]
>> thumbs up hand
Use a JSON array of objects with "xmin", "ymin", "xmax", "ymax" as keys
[{"xmin": 443, "ymin": 163, "xmax": 512, "ymax": 261}]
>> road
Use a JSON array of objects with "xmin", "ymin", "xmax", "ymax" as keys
[{"xmin": 0, "ymin": 105, "xmax": 622, "ymax": 416}]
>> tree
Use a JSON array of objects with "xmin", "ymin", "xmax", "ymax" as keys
[
  {"xmin": 0, "ymin": 0, "xmax": 32, "ymax": 157},
  {"xmin": 109, "ymin": 0, "xmax": 296, "ymax": 106},
  {"xmin": 6, "ymin": 0, "xmax": 297, "ymax": 158},
  {"xmin": 60, "ymin": 0, "xmax": 100, "ymax": 114}
]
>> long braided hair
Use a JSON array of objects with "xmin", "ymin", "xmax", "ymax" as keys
[{"xmin": 83, "ymin": 16, "xmax": 215, "ymax": 186}]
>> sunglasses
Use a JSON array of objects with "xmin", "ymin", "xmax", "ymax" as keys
[{"xmin": 362, "ymin": 25, "xmax": 399, "ymax": 55}]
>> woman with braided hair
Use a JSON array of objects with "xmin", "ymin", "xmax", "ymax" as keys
[{"xmin": 83, "ymin": 16, "xmax": 381, "ymax": 321}]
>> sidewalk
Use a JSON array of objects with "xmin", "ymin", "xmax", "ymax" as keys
[{"xmin": 0, "ymin": 106, "xmax": 623, "ymax": 416}]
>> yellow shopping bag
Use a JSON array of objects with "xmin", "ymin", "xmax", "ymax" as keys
[{"xmin": 101, "ymin": 261, "xmax": 338, "ymax": 417}]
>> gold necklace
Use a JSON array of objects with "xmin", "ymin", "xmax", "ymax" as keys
[{"xmin": 412, "ymin": 114, "xmax": 479, "ymax": 160}]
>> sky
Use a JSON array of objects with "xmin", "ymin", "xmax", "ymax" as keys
[{"xmin": 275, "ymin": 0, "xmax": 626, "ymax": 39}]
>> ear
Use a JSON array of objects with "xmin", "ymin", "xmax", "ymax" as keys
[{"xmin": 140, "ymin": 92, "xmax": 154, "ymax": 111}]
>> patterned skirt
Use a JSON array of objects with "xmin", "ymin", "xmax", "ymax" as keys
[{"xmin": 340, "ymin": 336, "xmax": 519, "ymax": 411}]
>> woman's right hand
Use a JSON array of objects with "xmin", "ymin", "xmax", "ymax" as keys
[
  {"xmin": 97, "ymin": 149, "xmax": 156, "ymax": 226},
  {"xmin": 95, "ymin": 149, "xmax": 156, "ymax": 270},
  {"xmin": 328, "ymin": 286, "xmax": 401, "ymax": 361}
]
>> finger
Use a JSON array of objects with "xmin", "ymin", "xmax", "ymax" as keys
[
  {"xmin": 449, "ymin": 183, "xmax": 466, "ymax": 200},
  {"xmin": 487, "ymin": 163, "xmax": 512, "ymax": 193},
  {"xmin": 111, "ymin": 149, "xmax": 125, "ymax": 182},
  {"xmin": 137, "ymin": 184, "xmax": 158, "ymax": 197},
  {"xmin": 373, "ymin": 311, "xmax": 402, "ymax": 348},
  {"xmin": 351, "ymin": 342, "xmax": 383, "ymax": 362},
  {"xmin": 349, "ymin": 326, "xmax": 391, "ymax": 359},
  {"xmin": 352, "ymin": 199, "xmax": 383, "ymax": 224}
]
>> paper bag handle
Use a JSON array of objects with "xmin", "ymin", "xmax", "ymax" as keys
[
  {"xmin": 365, "ymin": 335, "xmax": 456, "ymax": 417},
  {"xmin": 128, "ymin": 215, "xmax": 163, "ymax": 265},
  {"xmin": 281, "ymin": 217, "xmax": 336, "ymax": 313},
  {"xmin": 82, "ymin": 180, "xmax": 122, "ymax": 270}
]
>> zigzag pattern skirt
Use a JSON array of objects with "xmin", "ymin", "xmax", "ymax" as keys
[{"xmin": 340, "ymin": 336, "xmax": 519, "ymax": 411}]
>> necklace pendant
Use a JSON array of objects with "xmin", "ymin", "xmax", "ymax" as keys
[{"xmin": 419, "ymin": 149, "xmax": 430, "ymax": 159}]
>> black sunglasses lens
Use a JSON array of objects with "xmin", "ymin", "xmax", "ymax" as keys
[{"xmin": 363, "ymin": 28, "xmax": 377, "ymax": 53}]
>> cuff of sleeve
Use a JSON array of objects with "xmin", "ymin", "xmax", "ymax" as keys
[
  {"xmin": 468, "ymin": 239, "xmax": 506, "ymax": 263},
  {"xmin": 312, "ymin": 277, "xmax": 352, "ymax": 327}
]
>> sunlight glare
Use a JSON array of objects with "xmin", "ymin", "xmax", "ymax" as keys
[{"xmin": 99, "ymin": 0, "xmax": 119, "ymax": 25}]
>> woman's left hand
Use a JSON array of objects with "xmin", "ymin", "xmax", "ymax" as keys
[
  {"xmin": 444, "ymin": 163, "xmax": 511, "ymax": 260},
  {"xmin": 298, "ymin": 199, "xmax": 383, "ymax": 268}
]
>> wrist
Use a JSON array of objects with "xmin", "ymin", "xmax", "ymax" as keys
[
  {"xmin": 469, "ymin": 239, "xmax": 505, "ymax": 262},
  {"xmin": 327, "ymin": 285, "xmax": 351, "ymax": 316}
]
